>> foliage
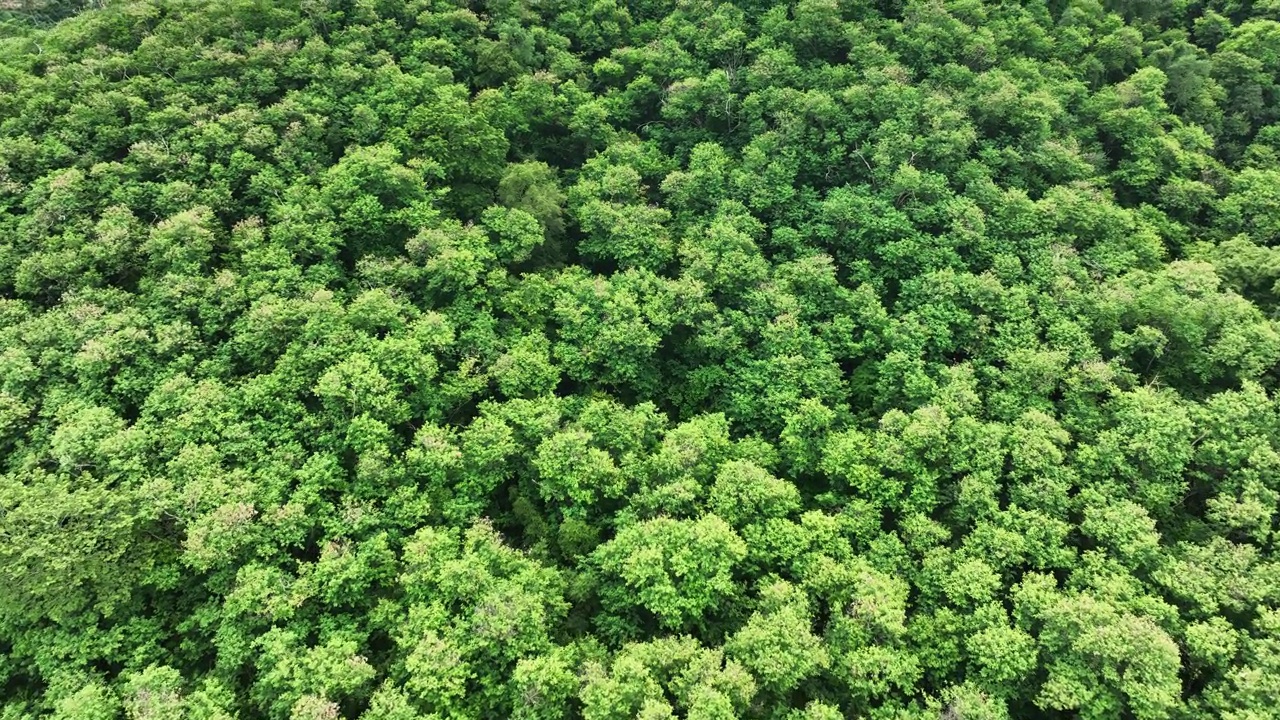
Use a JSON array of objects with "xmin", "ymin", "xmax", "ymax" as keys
[{"xmin": 1, "ymin": 0, "xmax": 1280, "ymax": 718}]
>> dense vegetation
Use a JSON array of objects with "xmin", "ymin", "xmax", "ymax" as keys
[{"xmin": 2, "ymin": 0, "xmax": 1280, "ymax": 718}]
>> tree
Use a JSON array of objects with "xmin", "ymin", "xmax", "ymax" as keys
[
  {"xmin": 724, "ymin": 580, "xmax": 828, "ymax": 693},
  {"xmin": 497, "ymin": 161, "xmax": 567, "ymax": 240},
  {"xmin": 592, "ymin": 514, "xmax": 747, "ymax": 632},
  {"xmin": 1013, "ymin": 574, "xmax": 1182, "ymax": 720},
  {"xmin": 580, "ymin": 637, "xmax": 756, "ymax": 720}
]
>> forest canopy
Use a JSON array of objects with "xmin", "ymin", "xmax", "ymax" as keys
[{"xmin": 2, "ymin": 0, "xmax": 1280, "ymax": 718}]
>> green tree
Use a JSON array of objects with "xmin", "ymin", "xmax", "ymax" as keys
[{"xmin": 593, "ymin": 515, "xmax": 747, "ymax": 631}]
